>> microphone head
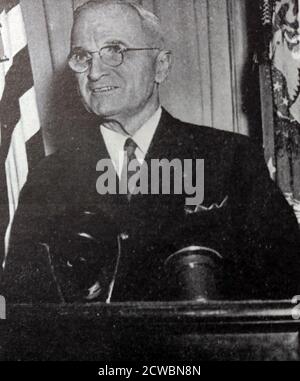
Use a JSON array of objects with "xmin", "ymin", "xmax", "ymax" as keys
[{"xmin": 164, "ymin": 246, "xmax": 223, "ymax": 301}]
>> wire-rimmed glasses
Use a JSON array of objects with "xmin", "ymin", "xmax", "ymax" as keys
[{"xmin": 68, "ymin": 44, "xmax": 160, "ymax": 73}]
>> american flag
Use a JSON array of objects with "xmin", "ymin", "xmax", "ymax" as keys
[{"xmin": 0, "ymin": 0, "xmax": 44, "ymax": 266}]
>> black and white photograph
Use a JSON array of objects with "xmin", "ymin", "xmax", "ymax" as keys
[{"xmin": 0, "ymin": 0, "xmax": 300, "ymax": 363}]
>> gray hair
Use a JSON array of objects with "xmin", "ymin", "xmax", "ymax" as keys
[{"xmin": 73, "ymin": 0, "xmax": 165, "ymax": 48}]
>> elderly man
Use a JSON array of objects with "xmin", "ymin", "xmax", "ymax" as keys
[{"xmin": 1, "ymin": 0, "xmax": 300, "ymax": 303}]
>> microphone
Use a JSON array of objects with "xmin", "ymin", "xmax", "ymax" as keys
[
  {"xmin": 164, "ymin": 246, "xmax": 223, "ymax": 301},
  {"xmin": 46, "ymin": 209, "xmax": 120, "ymax": 303}
]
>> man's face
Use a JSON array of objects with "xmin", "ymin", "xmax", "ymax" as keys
[{"xmin": 71, "ymin": 4, "xmax": 160, "ymax": 122}]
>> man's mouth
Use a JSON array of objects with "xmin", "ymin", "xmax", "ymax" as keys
[{"xmin": 91, "ymin": 86, "xmax": 119, "ymax": 94}]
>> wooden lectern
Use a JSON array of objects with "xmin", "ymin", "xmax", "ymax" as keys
[{"xmin": 1, "ymin": 300, "xmax": 300, "ymax": 360}]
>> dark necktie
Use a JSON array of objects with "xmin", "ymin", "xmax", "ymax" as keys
[{"xmin": 120, "ymin": 138, "xmax": 139, "ymax": 200}]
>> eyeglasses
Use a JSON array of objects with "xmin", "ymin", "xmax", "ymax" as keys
[{"xmin": 68, "ymin": 44, "xmax": 160, "ymax": 73}]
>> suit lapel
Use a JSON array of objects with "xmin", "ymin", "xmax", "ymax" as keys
[
  {"xmin": 66, "ymin": 118, "xmax": 127, "ymax": 217},
  {"xmin": 128, "ymin": 109, "xmax": 187, "ymax": 222}
]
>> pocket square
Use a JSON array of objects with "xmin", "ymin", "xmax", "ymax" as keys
[{"xmin": 185, "ymin": 195, "xmax": 229, "ymax": 215}]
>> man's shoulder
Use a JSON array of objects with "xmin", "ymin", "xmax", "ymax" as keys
[
  {"xmin": 167, "ymin": 111, "xmax": 256, "ymax": 154},
  {"xmin": 31, "ymin": 146, "xmax": 75, "ymax": 173},
  {"xmin": 25, "ymin": 144, "xmax": 83, "ymax": 190}
]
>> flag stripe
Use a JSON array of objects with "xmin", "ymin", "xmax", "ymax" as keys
[
  {"xmin": 3, "ymin": 119, "xmax": 44, "ymax": 256},
  {"xmin": 6, "ymin": 4, "xmax": 27, "ymax": 57},
  {"xmin": 0, "ymin": 167, "xmax": 9, "ymax": 263},
  {"xmin": 0, "ymin": 46, "xmax": 34, "ymax": 110},
  {"xmin": 6, "ymin": 132, "xmax": 28, "ymax": 214},
  {"xmin": 0, "ymin": 47, "xmax": 34, "ymax": 161},
  {"xmin": 19, "ymin": 87, "xmax": 41, "ymax": 142},
  {"xmin": 4, "ymin": 120, "xmax": 29, "ymax": 254},
  {"xmin": 26, "ymin": 130, "xmax": 45, "ymax": 173},
  {"xmin": 8, "ymin": 120, "xmax": 29, "ymax": 192},
  {"xmin": 0, "ymin": 0, "xmax": 44, "ymax": 263},
  {"xmin": 0, "ymin": 3, "xmax": 27, "ymax": 77}
]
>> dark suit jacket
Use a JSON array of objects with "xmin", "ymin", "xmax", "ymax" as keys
[{"xmin": 1, "ymin": 109, "xmax": 300, "ymax": 302}]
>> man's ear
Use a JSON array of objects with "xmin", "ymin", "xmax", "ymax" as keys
[{"xmin": 155, "ymin": 50, "xmax": 172, "ymax": 84}]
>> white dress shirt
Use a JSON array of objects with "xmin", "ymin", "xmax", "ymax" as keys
[{"xmin": 100, "ymin": 107, "xmax": 162, "ymax": 178}]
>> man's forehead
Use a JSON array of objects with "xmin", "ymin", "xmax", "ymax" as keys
[{"xmin": 72, "ymin": 3, "xmax": 146, "ymax": 47}]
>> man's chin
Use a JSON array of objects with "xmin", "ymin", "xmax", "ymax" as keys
[
  {"xmin": 89, "ymin": 104, "xmax": 122, "ymax": 119},
  {"xmin": 80, "ymin": 95, "xmax": 116, "ymax": 115},
  {"xmin": 92, "ymin": 109, "xmax": 119, "ymax": 119}
]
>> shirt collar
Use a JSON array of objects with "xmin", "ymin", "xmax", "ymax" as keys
[
  {"xmin": 100, "ymin": 106, "xmax": 162, "ymax": 155},
  {"xmin": 100, "ymin": 107, "xmax": 162, "ymax": 177},
  {"xmin": 133, "ymin": 106, "xmax": 162, "ymax": 154}
]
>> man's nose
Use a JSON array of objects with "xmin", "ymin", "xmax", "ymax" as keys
[{"xmin": 88, "ymin": 53, "xmax": 108, "ymax": 81}]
